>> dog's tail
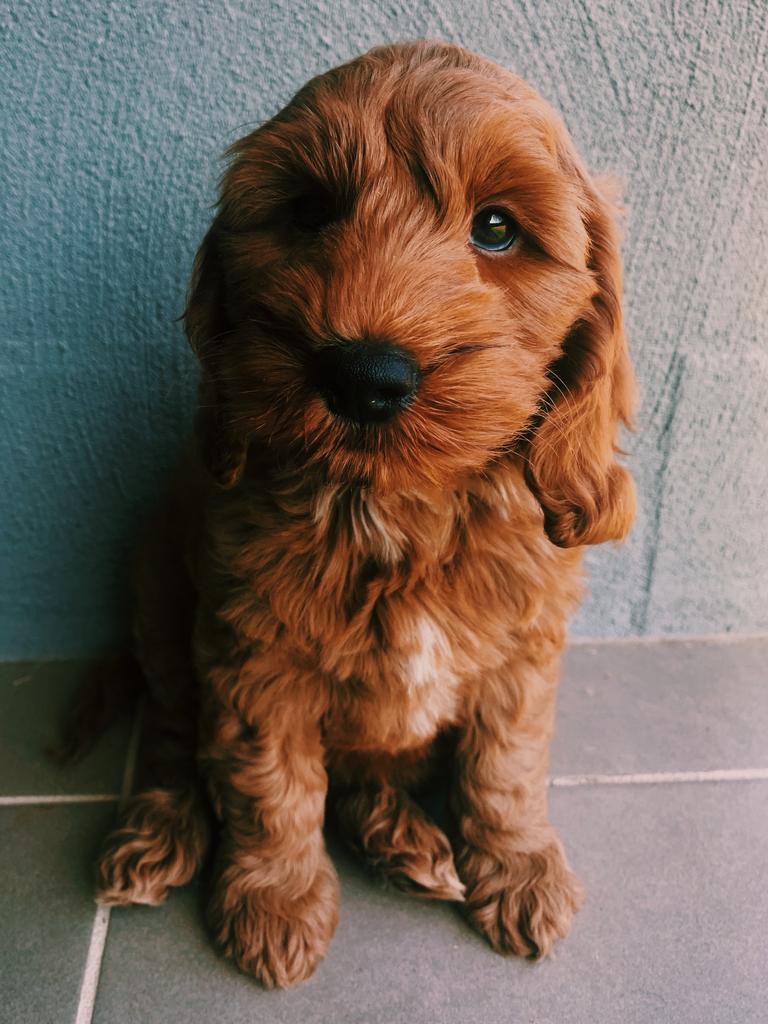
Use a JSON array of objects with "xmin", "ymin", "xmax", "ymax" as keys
[{"xmin": 50, "ymin": 652, "xmax": 145, "ymax": 765}]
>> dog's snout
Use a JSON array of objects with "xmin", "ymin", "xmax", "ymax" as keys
[{"xmin": 314, "ymin": 341, "xmax": 420, "ymax": 424}]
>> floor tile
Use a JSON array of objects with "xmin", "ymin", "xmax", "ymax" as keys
[
  {"xmin": 553, "ymin": 638, "xmax": 768, "ymax": 775},
  {"xmin": 0, "ymin": 660, "xmax": 130, "ymax": 795},
  {"xmin": 0, "ymin": 803, "xmax": 116, "ymax": 1024},
  {"xmin": 93, "ymin": 782, "xmax": 768, "ymax": 1024}
]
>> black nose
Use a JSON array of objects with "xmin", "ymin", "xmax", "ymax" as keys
[{"xmin": 314, "ymin": 341, "xmax": 420, "ymax": 424}]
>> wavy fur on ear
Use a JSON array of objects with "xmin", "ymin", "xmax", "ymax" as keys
[
  {"xmin": 184, "ymin": 228, "xmax": 248, "ymax": 488},
  {"xmin": 523, "ymin": 177, "xmax": 636, "ymax": 547}
]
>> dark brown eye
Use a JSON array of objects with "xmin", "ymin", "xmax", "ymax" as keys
[
  {"xmin": 470, "ymin": 208, "xmax": 518, "ymax": 252},
  {"xmin": 292, "ymin": 190, "xmax": 337, "ymax": 231}
]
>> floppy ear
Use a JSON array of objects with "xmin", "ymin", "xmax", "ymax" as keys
[
  {"xmin": 184, "ymin": 227, "xmax": 247, "ymax": 488},
  {"xmin": 523, "ymin": 178, "xmax": 636, "ymax": 547}
]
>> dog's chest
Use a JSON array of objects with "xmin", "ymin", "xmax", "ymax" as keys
[
  {"xmin": 219, "ymin": 476, "xmax": 578, "ymax": 751},
  {"xmin": 320, "ymin": 604, "xmax": 466, "ymax": 751},
  {"xmin": 315, "ymin": 550, "xmax": 540, "ymax": 752}
]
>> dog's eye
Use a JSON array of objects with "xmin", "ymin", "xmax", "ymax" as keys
[
  {"xmin": 292, "ymin": 190, "xmax": 336, "ymax": 232},
  {"xmin": 470, "ymin": 208, "xmax": 518, "ymax": 252}
]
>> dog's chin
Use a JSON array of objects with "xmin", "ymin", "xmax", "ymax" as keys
[
  {"xmin": 323, "ymin": 454, "xmax": 419, "ymax": 495},
  {"xmin": 247, "ymin": 395, "xmax": 529, "ymax": 496},
  {"xmin": 303, "ymin": 431, "xmax": 492, "ymax": 496},
  {"xmin": 254, "ymin": 427, "xmax": 433, "ymax": 495}
]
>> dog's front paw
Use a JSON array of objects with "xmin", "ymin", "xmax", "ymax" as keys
[
  {"xmin": 458, "ymin": 838, "xmax": 583, "ymax": 958},
  {"xmin": 208, "ymin": 853, "xmax": 340, "ymax": 988}
]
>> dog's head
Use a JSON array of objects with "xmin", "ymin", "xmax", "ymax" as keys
[{"xmin": 185, "ymin": 41, "xmax": 635, "ymax": 547}]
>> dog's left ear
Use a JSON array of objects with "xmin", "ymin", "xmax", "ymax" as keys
[
  {"xmin": 184, "ymin": 226, "xmax": 248, "ymax": 489},
  {"xmin": 523, "ymin": 174, "xmax": 637, "ymax": 548}
]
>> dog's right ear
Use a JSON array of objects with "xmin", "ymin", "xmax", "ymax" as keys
[
  {"xmin": 521, "ymin": 173, "xmax": 636, "ymax": 548},
  {"xmin": 183, "ymin": 226, "xmax": 247, "ymax": 489}
]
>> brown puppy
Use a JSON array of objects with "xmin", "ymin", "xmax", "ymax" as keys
[{"xmin": 95, "ymin": 40, "xmax": 635, "ymax": 987}]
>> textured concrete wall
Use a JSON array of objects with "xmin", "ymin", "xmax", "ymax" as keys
[{"xmin": 2, "ymin": 1, "xmax": 767, "ymax": 657}]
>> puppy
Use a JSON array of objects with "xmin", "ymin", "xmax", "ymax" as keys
[{"xmin": 94, "ymin": 40, "xmax": 635, "ymax": 987}]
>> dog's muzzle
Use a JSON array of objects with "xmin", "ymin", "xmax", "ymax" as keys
[{"xmin": 313, "ymin": 340, "xmax": 420, "ymax": 424}]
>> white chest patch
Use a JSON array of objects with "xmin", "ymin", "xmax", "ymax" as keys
[
  {"xmin": 402, "ymin": 613, "xmax": 453, "ymax": 689},
  {"xmin": 398, "ymin": 613, "xmax": 461, "ymax": 740}
]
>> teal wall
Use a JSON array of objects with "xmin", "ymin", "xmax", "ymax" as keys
[{"xmin": 2, "ymin": 1, "xmax": 767, "ymax": 656}]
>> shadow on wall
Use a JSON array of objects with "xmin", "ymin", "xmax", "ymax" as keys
[
  {"xmin": 1, "ymin": 160, "xmax": 199, "ymax": 656},
  {"xmin": 2, "ymin": 321, "xmax": 198, "ymax": 659},
  {"xmin": 0, "ymin": 7, "xmax": 234, "ymax": 657}
]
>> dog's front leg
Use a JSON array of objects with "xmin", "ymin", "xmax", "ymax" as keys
[
  {"xmin": 453, "ymin": 653, "xmax": 583, "ymax": 958},
  {"xmin": 198, "ymin": 637, "xmax": 339, "ymax": 988}
]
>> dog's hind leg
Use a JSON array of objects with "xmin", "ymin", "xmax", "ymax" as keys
[
  {"xmin": 97, "ymin": 789, "xmax": 209, "ymax": 907},
  {"xmin": 96, "ymin": 497, "xmax": 212, "ymax": 908},
  {"xmin": 334, "ymin": 783, "xmax": 465, "ymax": 902},
  {"xmin": 96, "ymin": 701, "xmax": 211, "ymax": 907}
]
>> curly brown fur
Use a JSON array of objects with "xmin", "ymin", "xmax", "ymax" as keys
[{"xmin": 90, "ymin": 40, "xmax": 635, "ymax": 986}]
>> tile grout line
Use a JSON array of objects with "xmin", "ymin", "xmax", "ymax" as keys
[
  {"xmin": 73, "ymin": 699, "xmax": 144, "ymax": 1024},
  {"xmin": 550, "ymin": 767, "xmax": 768, "ymax": 787},
  {"xmin": 73, "ymin": 907, "xmax": 111, "ymax": 1024},
  {"xmin": 566, "ymin": 630, "xmax": 768, "ymax": 646},
  {"xmin": 4, "ymin": 765, "xmax": 768, "ymax": 810}
]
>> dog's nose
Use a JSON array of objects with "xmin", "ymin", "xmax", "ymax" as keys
[{"xmin": 314, "ymin": 341, "xmax": 419, "ymax": 424}]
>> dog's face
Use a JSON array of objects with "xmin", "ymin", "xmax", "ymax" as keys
[{"xmin": 186, "ymin": 41, "xmax": 635, "ymax": 547}]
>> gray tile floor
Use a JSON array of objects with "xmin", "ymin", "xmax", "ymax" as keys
[{"xmin": 2, "ymin": 639, "xmax": 767, "ymax": 1024}]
